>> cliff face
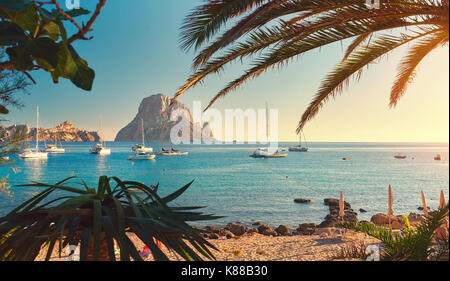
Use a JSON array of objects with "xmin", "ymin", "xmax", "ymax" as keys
[
  {"xmin": 115, "ymin": 94, "xmax": 213, "ymax": 143},
  {"xmin": 0, "ymin": 121, "xmax": 101, "ymax": 142}
]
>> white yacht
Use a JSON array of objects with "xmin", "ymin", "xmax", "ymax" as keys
[
  {"xmin": 90, "ymin": 116, "xmax": 111, "ymax": 155},
  {"xmin": 250, "ymin": 103, "xmax": 287, "ymax": 158},
  {"xmin": 250, "ymin": 147, "xmax": 287, "ymax": 158},
  {"xmin": 19, "ymin": 106, "xmax": 48, "ymax": 159},
  {"xmin": 90, "ymin": 143, "xmax": 111, "ymax": 155},
  {"xmin": 131, "ymin": 118, "xmax": 153, "ymax": 153},
  {"xmin": 127, "ymin": 152, "xmax": 155, "ymax": 160}
]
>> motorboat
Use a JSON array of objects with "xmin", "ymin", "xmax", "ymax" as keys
[
  {"xmin": 156, "ymin": 148, "xmax": 188, "ymax": 156},
  {"xmin": 250, "ymin": 147, "xmax": 287, "ymax": 158},
  {"xmin": 45, "ymin": 144, "xmax": 65, "ymax": 153},
  {"xmin": 394, "ymin": 153, "xmax": 407, "ymax": 159},
  {"xmin": 127, "ymin": 152, "xmax": 156, "ymax": 160}
]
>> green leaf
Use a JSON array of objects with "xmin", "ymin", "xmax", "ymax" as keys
[
  {"xmin": 39, "ymin": 7, "xmax": 90, "ymax": 20},
  {"xmin": 40, "ymin": 20, "xmax": 60, "ymax": 41}
]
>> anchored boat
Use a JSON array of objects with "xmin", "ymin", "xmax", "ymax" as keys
[{"xmin": 19, "ymin": 106, "xmax": 48, "ymax": 159}]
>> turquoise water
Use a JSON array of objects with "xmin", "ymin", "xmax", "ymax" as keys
[{"xmin": 1, "ymin": 142, "xmax": 448, "ymax": 228}]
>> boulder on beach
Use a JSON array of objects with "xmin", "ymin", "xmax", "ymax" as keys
[
  {"xmin": 318, "ymin": 198, "xmax": 358, "ymax": 228},
  {"xmin": 297, "ymin": 223, "xmax": 317, "ymax": 235},
  {"xmin": 262, "ymin": 228, "xmax": 278, "ymax": 237},
  {"xmin": 359, "ymin": 208, "xmax": 367, "ymax": 213},
  {"xmin": 370, "ymin": 213, "xmax": 400, "ymax": 225},
  {"xmin": 225, "ymin": 223, "xmax": 246, "ymax": 236},
  {"xmin": 275, "ymin": 225, "xmax": 290, "ymax": 236}
]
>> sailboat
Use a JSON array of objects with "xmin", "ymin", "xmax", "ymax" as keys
[
  {"xmin": 155, "ymin": 114, "xmax": 188, "ymax": 156},
  {"xmin": 128, "ymin": 119, "xmax": 155, "ymax": 160},
  {"xmin": 131, "ymin": 118, "xmax": 153, "ymax": 153},
  {"xmin": 90, "ymin": 116, "xmax": 111, "ymax": 155},
  {"xmin": 19, "ymin": 106, "xmax": 48, "ymax": 159},
  {"xmin": 250, "ymin": 103, "xmax": 287, "ymax": 158},
  {"xmin": 289, "ymin": 132, "xmax": 309, "ymax": 152},
  {"xmin": 45, "ymin": 123, "xmax": 65, "ymax": 153}
]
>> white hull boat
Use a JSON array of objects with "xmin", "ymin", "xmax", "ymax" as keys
[
  {"xmin": 45, "ymin": 145, "xmax": 65, "ymax": 153},
  {"xmin": 20, "ymin": 106, "xmax": 48, "ymax": 159},
  {"xmin": 128, "ymin": 152, "xmax": 156, "ymax": 160},
  {"xmin": 90, "ymin": 144, "xmax": 111, "ymax": 155},
  {"xmin": 19, "ymin": 149, "xmax": 48, "ymax": 159},
  {"xmin": 250, "ymin": 147, "xmax": 287, "ymax": 158}
]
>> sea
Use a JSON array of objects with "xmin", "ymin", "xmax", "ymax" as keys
[{"xmin": 1, "ymin": 142, "xmax": 448, "ymax": 228}]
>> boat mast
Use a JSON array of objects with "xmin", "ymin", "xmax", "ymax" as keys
[
  {"xmin": 36, "ymin": 105, "xmax": 39, "ymax": 151},
  {"xmin": 100, "ymin": 115, "xmax": 105, "ymax": 147},
  {"xmin": 266, "ymin": 102, "xmax": 269, "ymax": 143},
  {"xmin": 141, "ymin": 118, "xmax": 145, "ymax": 147}
]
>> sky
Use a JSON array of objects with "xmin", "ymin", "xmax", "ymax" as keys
[{"xmin": 3, "ymin": 0, "xmax": 449, "ymax": 142}]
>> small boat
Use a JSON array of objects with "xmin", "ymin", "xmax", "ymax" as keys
[
  {"xmin": 434, "ymin": 154, "xmax": 442, "ymax": 161},
  {"xmin": 90, "ymin": 143, "xmax": 111, "ymax": 155},
  {"xmin": 289, "ymin": 132, "xmax": 309, "ymax": 152},
  {"xmin": 342, "ymin": 157, "xmax": 351, "ymax": 161},
  {"xmin": 250, "ymin": 103, "xmax": 288, "ymax": 159},
  {"xmin": 394, "ymin": 153, "xmax": 407, "ymax": 159},
  {"xmin": 45, "ymin": 125, "xmax": 65, "ymax": 153},
  {"xmin": 131, "ymin": 119, "xmax": 153, "ymax": 153},
  {"xmin": 156, "ymin": 148, "xmax": 188, "ymax": 156},
  {"xmin": 90, "ymin": 116, "xmax": 111, "ymax": 155},
  {"xmin": 45, "ymin": 144, "xmax": 65, "ymax": 153},
  {"xmin": 19, "ymin": 106, "xmax": 48, "ymax": 159},
  {"xmin": 1, "ymin": 157, "xmax": 9, "ymax": 161},
  {"xmin": 250, "ymin": 147, "xmax": 288, "ymax": 158},
  {"xmin": 127, "ymin": 152, "xmax": 155, "ymax": 160}
]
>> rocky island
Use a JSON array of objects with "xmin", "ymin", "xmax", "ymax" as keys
[
  {"xmin": 115, "ymin": 94, "xmax": 214, "ymax": 143},
  {"xmin": 0, "ymin": 121, "xmax": 101, "ymax": 142}
]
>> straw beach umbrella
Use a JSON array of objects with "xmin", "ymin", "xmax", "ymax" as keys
[
  {"xmin": 439, "ymin": 190, "xmax": 447, "ymax": 210},
  {"xmin": 339, "ymin": 191, "xmax": 345, "ymax": 220},
  {"xmin": 421, "ymin": 190, "xmax": 429, "ymax": 216},
  {"xmin": 387, "ymin": 185, "xmax": 394, "ymax": 227}
]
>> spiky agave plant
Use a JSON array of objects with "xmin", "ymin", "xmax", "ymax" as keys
[
  {"xmin": 0, "ymin": 176, "xmax": 222, "ymax": 261},
  {"xmin": 339, "ymin": 206, "xmax": 449, "ymax": 261},
  {"xmin": 173, "ymin": 0, "xmax": 449, "ymax": 133}
]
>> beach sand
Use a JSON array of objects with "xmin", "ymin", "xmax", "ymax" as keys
[{"xmin": 35, "ymin": 231, "xmax": 379, "ymax": 261}]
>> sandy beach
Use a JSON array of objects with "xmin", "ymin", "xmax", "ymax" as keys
[{"xmin": 35, "ymin": 231, "xmax": 379, "ymax": 262}]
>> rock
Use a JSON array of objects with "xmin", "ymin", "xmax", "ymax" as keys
[
  {"xmin": 257, "ymin": 224, "xmax": 271, "ymax": 234},
  {"xmin": 274, "ymin": 225, "xmax": 290, "ymax": 236},
  {"xmin": 246, "ymin": 227, "xmax": 258, "ymax": 234},
  {"xmin": 370, "ymin": 213, "xmax": 400, "ymax": 225},
  {"xmin": 418, "ymin": 206, "xmax": 431, "ymax": 211},
  {"xmin": 297, "ymin": 223, "xmax": 317, "ymax": 235},
  {"xmin": 359, "ymin": 208, "xmax": 367, "ymax": 213},
  {"xmin": 262, "ymin": 229, "xmax": 278, "ymax": 236},
  {"xmin": 114, "ymin": 94, "xmax": 215, "ymax": 142},
  {"xmin": 294, "ymin": 198, "xmax": 311, "ymax": 204},
  {"xmin": 218, "ymin": 229, "xmax": 234, "ymax": 238},
  {"xmin": 226, "ymin": 223, "xmax": 246, "ymax": 236},
  {"xmin": 252, "ymin": 222, "xmax": 263, "ymax": 226},
  {"xmin": 209, "ymin": 233, "xmax": 219, "ymax": 239},
  {"xmin": 205, "ymin": 226, "xmax": 221, "ymax": 233},
  {"xmin": 0, "ymin": 122, "xmax": 101, "ymax": 142},
  {"xmin": 319, "ymin": 199, "xmax": 358, "ymax": 228}
]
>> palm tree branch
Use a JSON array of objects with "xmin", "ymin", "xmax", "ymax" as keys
[
  {"xmin": 296, "ymin": 28, "xmax": 443, "ymax": 133},
  {"xmin": 390, "ymin": 29, "xmax": 449, "ymax": 107}
]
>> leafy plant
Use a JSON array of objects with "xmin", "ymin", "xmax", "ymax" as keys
[
  {"xmin": 173, "ymin": 0, "xmax": 449, "ymax": 133},
  {"xmin": 339, "ymin": 207, "xmax": 449, "ymax": 261},
  {"xmin": 0, "ymin": 0, "xmax": 107, "ymax": 91},
  {"xmin": 0, "ymin": 176, "xmax": 222, "ymax": 261}
]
